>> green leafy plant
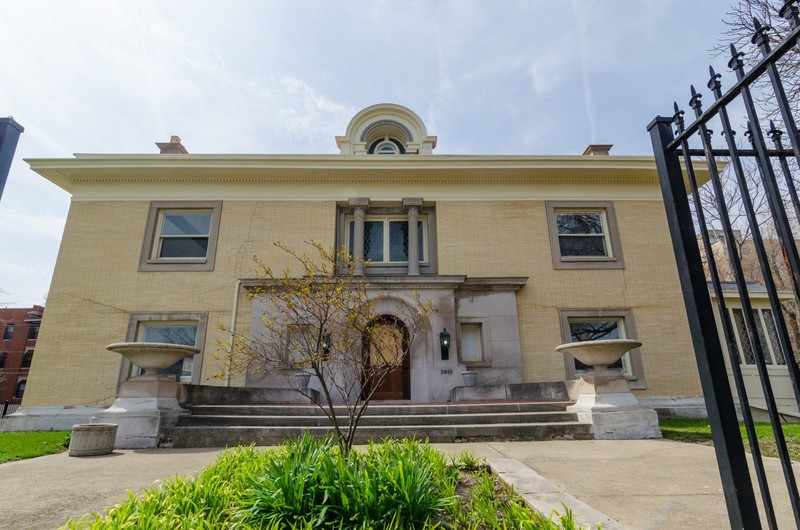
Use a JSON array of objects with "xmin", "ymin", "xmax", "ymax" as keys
[{"xmin": 63, "ymin": 437, "xmax": 596, "ymax": 529}]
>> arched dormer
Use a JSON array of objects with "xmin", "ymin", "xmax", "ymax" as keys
[{"xmin": 336, "ymin": 103, "xmax": 437, "ymax": 155}]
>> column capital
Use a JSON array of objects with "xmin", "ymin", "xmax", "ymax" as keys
[
  {"xmin": 349, "ymin": 198, "xmax": 370, "ymax": 211},
  {"xmin": 402, "ymin": 198, "xmax": 423, "ymax": 210}
]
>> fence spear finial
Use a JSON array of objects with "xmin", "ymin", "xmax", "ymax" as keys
[
  {"xmin": 780, "ymin": 0, "xmax": 800, "ymax": 28},
  {"xmin": 689, "ymin": 85, "xmax": 703, "ymax": 113},
  {"xmin": 672, "ymin": 102, "xmax": 685, "ymax": 132},
  {"xmin": 744, "ymin": 121, "xmax": 755, "ymax": 145},
  {"xmin": 751, "ymin": 17, "xmax": 771, "ymax": 49},
  {"xmin": 767, "ymin": 120, "xmax": 784, "ymax": 143},
  {"xmin": 707, "ymin": 65, "xmax": 722, "ymax": 93},
  {"xmin": 728, "ymin": 43, "xmax": 745, "ymax": 73}
]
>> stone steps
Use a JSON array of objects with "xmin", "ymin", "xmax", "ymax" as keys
[
  {"xmin": 185, "ymin": 401, "xmax": 571, "ymax": 417},
  {"xmin": 176, "ymin": 410, "xmax": 577, "ymax": 427},
  {"xmin": 161, "ymin": 420, "xmax": 593, "ymax": 447},
  {"xmin": 160, "ymin": 390, "xmax": 593, "ymax": 447}
]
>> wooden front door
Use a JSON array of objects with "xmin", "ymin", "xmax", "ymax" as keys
[{"xmin": 363, "ymin": 316, "xmax": 410, "ymax": 400}]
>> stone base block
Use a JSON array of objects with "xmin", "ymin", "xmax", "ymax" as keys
[
  {"xmin": 568, "ymin": 373, "xmax": 662, "ymax": 440},
  {"xmin": 449, "ymin": 380, "xmax": 579, "ymax": 402},
  {"xmin": 92, "ymin": 396, "xmax": 185, "ymax": 449},
  {"xmin": 572, "ymin": 408, "xmax": 662, "ymax": 440},
  {"xmin": 0, "ymin": 406, "xmax": 105, "ymax": 432},
  {"xmin": 638, "ymin": 396, "xmax": 707, "ymax": 418},
  {"xmin": 69, "ymin": 423, "xmax": 118, "ymax": 456}
]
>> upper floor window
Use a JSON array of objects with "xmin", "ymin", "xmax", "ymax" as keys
[
  {"xmin": 347, "ymin": 216, "xmax": 426, "ymax": 264},
  {"xmin": 21, "ymin": 350, "xmax": 33, "ymax": 369},
  {"xmin": 368, "ymin": 137, "xmax": 405, "ymax": 155},
  {"xmin": 546, "ymin": 201, "xmax": 624, "ymax": 269},
  {"xmin": 3, "ymin": 324, "xmax": 13, "ymax": 340},
  {"xmin": 0, "ymin": 352, "xmax": 6, "ymax": 369},
  {"xmin": 338, "ymin": 202, "xmax": 438, "ymax": 275},
  {"xmin": 139, "ymin": 201, "xmax": 222, "ymax": 271},
  {"xmin": 28, "ymin": 324, "xmax": 39, "ymax": 340},
  {"xmin": 14, "ymin": 379, "xmax": 26, "ymax": 399}
]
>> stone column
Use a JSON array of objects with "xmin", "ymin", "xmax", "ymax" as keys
[
  {"xmin": 403, "ymin": 198, "xmax": 423, "ymax": 276},
  {"xmin": 349, "ymin": 198, "xmax": 370, "ymax": 275}
]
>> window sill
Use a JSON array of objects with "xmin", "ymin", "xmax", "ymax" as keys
[
  {"xmin": 552, "ymin": 258, "xmax": 624, "ymax": 270},
  {"xmin": 462, "ymin": 360, "xmax": 492, "ymax": 368},
  {"xmin": 139, "ymin": 259, "xmax": 214, "ymax": 272}
]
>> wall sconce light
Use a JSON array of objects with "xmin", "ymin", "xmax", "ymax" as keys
[
  {"xmin": 322, "ymin": 334, "xmax": 332, "ymax": 360},
  {"xmin": 439, "ymin": 328, "xmax": 451, "ymax": 360}
]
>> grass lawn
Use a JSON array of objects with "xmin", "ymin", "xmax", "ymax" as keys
[
  {"xmin": 0, "ymin": 431, "xmax": 71, "ymax": 464},
  {"xmin": 660, "ymin": 418, "xmax": 800, "ymax": 461}
]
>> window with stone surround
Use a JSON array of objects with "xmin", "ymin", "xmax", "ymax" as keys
[
  {"xmin": 559, "ymin": 309, "xmax": 645, "ymax": 389},
  {"xmin": 546, "ymin": 201, "xmax": 624, "ymax": 269},
  {"xmin": 337, "ymin": 201, "xmax": 438, "ymax": 275},
  {"xmin": 346, "ymin": 216, "xmax": 427, "ymax": 264},
  {"xmin": 457, "ymin": 319, "xmax": 491, "ymax": 367},
  {"xmin": 139, "ymin": 201, "xmax": 222, "ymax": 271},
  {"xmin": 120, "ymin": 312, "xmax": 207, "ymax": 385}
]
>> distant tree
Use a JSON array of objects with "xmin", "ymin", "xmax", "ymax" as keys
[
  {"xmin": 714, "ymin": 0, "xmax": 800, "ymax": 117},
  {"xmin": 0, "ymin": 289, "xmax": 12, "ymax": 308},
  {"xmin": 693, "ymin": 0, "xmax": 800, "ymax": 359},
  {"xmin": 217, "ymin": 242, "xmax": 434, "ymax": 454}
]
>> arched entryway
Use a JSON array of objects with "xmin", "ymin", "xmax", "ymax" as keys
[{"xmin": 362, "ymin": 315, "xmax": 410, "ymax": 400}]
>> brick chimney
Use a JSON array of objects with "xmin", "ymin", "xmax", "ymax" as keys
[
  {"xmin": 156, "ymin": 135, "xmax": 188, "ymax": 154},
  {"xmin": 582, "ymin": 144, "xmax": 613, "ymax": 156}
]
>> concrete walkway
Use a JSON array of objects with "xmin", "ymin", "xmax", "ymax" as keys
[{"xmin": 0, "ymin": 439, "xmax": 794, "ymax": 529}]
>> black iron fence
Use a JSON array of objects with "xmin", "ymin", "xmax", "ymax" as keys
[
  {"xmin": 649, "ymin": 2, "xmax": 800, "ymax": 528},
  {"xmin": 0, "ymin": 401, "xmax": 19, "ymax": 418}
]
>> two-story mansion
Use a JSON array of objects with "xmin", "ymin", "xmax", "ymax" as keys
[{"xmin": 5, "ymin": 103, "xmax": 706, "ymax": 430}]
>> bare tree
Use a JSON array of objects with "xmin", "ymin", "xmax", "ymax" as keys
[
  {"xmin": 714, "ymin": 0, "xmax": 800, "ymax": 118},
  {"xmin": 217, "ymin": 242, "xmax": 434, "ymax": 454}
]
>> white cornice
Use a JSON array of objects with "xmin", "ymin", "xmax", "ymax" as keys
[{"xmin": 25, "ymin": 154, "xmax": 717, "ymax": 197}]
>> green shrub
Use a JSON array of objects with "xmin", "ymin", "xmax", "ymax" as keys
[{"xmin": 63, "ymin": 436, "xmax": 594, "ymax": 529}]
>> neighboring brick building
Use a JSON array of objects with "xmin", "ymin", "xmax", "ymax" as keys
[{"xmin": 0, "ymin": 306, "xmax": 42, "ymax": 407}]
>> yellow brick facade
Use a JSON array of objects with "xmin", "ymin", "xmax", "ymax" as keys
[
  {"xmin": 25, "ymin": 187, "xmax": 701, "ymax": 407},
  {"xmin": 25, "ymin": 200, "xmax": 336, "ymax": 406},
  {"xmin": 437, "ymin": 199, "xmax": 700, "ymax": 397}
]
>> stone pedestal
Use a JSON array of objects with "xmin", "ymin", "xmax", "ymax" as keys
[
  {"xmin": 69, "ymin": 423, "xmax": 118, "ymax": 456},
  {"xmin": 556, "ymin": 339, "xmax": 661, "ymax": 440},
  {"xmin": 567, "ymin": 370, "xmax": 661, "ymax": 440},
  {"xmin": 92, "ymin": 379, "xmax": 185, "ymax": 449}
]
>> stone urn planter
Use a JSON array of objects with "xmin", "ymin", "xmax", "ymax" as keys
[
  {"xmin": 555, "ymin": 339, "xmax": 660, "ymax": 440},
  {"xmin": 106, "ymin": 342, "xmax": 200, "ymax": 380},
  {"xmin": 555, "ymin": 339, "xmax": 641, "ymax": 372},
  {"xmin": 462, "ymin": 371, "xmax": 478, "ymax": 387},
  {"xmin": 92, "ymin": 342, "xmax": 201, "ymax": 449},
  {"xmin": 291, "ymin": 371, "xmax": 312, "ymax": 391}
]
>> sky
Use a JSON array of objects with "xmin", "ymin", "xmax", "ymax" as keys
[{"xmin": 0, "ymin": 0, "xmax": 739, "ymax": 307}]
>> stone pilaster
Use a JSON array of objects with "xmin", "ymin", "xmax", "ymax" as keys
[
  {"xmin": 403, "ymin": 198, "xmax": 423, "ymax": 276},
  {"xmin": 349, "ymin": 198, "xmax": 370, "ymax": 275}
]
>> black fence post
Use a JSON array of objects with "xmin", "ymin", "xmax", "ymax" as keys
[
  {"xmin": 1, "ymin": 401, "xmax": 8, "ymax": 418},
  {"xmin": 648, "ymin": 116, "xmax": 761, "ymax": 530}
]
